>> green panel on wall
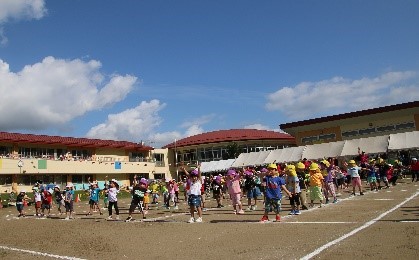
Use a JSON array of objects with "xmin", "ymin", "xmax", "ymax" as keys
[{"xmin": 38, "ymin": 160, "xmax": 47, "ymax": 169}]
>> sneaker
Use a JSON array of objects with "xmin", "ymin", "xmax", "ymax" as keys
[
  {"xmin": 351, "ymin": 193, "xmax": 356, "ymax": 196},
  {"xmin": 288, "ymin": 210, "xmax": 295, "ymax": 215},
  {"xmin": 195, "ymin": 217, "xmax": 203, "ymax": 223},
  {"xmin": 125, "ymin": 216, "xmax": 132, "ymax": 222},
  {"xmin": 187, "ymin": 217, "xmax": 195, "ymax": 223},
  {"xmin": 325, "ymin": 199, "xmax": 329, "ymax": 204},
  {"xmin": 237, "ymin": 210, "xmax": 245, "ymax": 214},
  {"xmin": 294, "ymin": 210, "xmax": 301, "ymax": 215},
  {"xmin": 333, "ymin": 199, "xmax": 338, "ymax": 203},
  {"xmin": 302, "ymin": 205, "xmax": 308, "ymax": 210},
  {"xmin": 115, "ymin": 215, "xmax": 120, "ymax": 220},
  {"xmin": 107, "ymin": 216, "xmax": 113, "ymax": 220},
  {"xmin": 64, "ymin": 217, "xmax": 70, "ymax": 221},
  {"xmin": 174, "ymin": 206, "xmax": 179, "ymax": 210},
  {"xmin": 360, "ymin": 192, "xmax": 364, "ymax": 196},
  {"xmin": 217, "ymin": 204, "xmax": 222, "ymax": 208},
  {"xmin": 246, "ymin": 207, "xmax": 252, "ymax": 211},
  {"xmin": 143, "ymin": 210, "xmax": 148, "ymax": 215},
  {"xmin": 275, "ymin": 215, "xmax": 281, "ymax": 222},
  {"xmin": 253, "ymin": 205, "xmax": 257, "ymax": 210},
  {"xmin": 260, "ymin": 216, "xmax": 269, "ymax": 222},
  {"xmin": 202, "ymin": 208, "xmax": 208, "ymax": 212},
  {"xmin": 318, "ymin": 204, "xmax": 324, "ymax": 208}
]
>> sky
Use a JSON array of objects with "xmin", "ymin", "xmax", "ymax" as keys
[{"xmin": 0, "ymin": 0, "xmax": 418, "ymax": 148}]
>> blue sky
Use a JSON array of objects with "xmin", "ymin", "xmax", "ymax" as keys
[{"xmin": 0, "ymin": 0, "xmax": 418, "ymax": 148}]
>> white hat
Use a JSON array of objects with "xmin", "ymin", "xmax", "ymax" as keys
[
  {"xmin": 111, "ymin": 179, "xmax": 118, "ymax": 183},
  {"xmin": 54, "ymin": 185, "xmax": 60, "ymax": 189},
  {"xmin": 20, "ymin": 190, "xmax": 26, "ymax": 193},
  {"xmin": 66, "ymin": 183, "xmax": 73, "ymax": 188},
  {"xmin": 48, "ymin": 189, "xmax": 53, "ymax": 194},
  {"xmin": 412, "ymin": 158, "xmax": 417, "ymax": 161}
]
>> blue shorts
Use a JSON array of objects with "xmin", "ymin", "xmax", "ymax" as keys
[
  {"xmin": 16, "ymin": 204, "xmax": 24, "ymax": 212},
  {"xmin": 188, "ymin": 195, "xmax": 201, "ymax": 208},
  {"xmin": 247, "ymin": 187, "xmax": 261, "ymax": 199}
]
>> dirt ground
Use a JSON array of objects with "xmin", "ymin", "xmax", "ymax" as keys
[{"xmin": 0, "ymin": 179, "xmax": 418, "ymax": 260}]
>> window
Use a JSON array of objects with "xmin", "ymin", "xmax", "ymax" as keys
[
  {"xmin": 153, "ymin": 173, "xmax": 165, "ymax": 180},
  {"xmin": 395, "ymin": 122, "xmax": 415, "ymax": 130},
  {"xmin": 301, "ymin": 136, "xmax": 318, "ymax": 143},
  {"xmin": 358, "ymin": 127, "xmax": 376, "ymax": 135},
  {"xmin": 376, "ymin": 125, "xmax": 395, "ymax": 132},
  {"xmin": 342, "ymin": 130, "xmax": 358, "ymax": 137},
  {"xmin": 318, "ymin": 133, "xmax": 336, "ymax": 140},
  {"xmin": 72, "ymin": 175, "xmax": 82, "ymax": 184},
  {"xmin": 0, "ymin": 174, "xmax": 12, "ymax": 185}
]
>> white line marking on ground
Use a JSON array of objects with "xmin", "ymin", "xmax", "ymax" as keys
[
  {"xmin": 400, "ymin": 190, "xmax": 407, "ymax": 191},
  {"xmin": 399, "ymin": 221, "xmax": 419, "ymax": 223},
  {"xmin": 283, "ymin": 222, "xmax": 356, "ymax": 224},
  {"xmin": 0, "ymin": 245, "xmax": 86, "ymax": 260},
  {"xmin": 374, "ymin": 199, "xmax": 394, "ymax": 201},
  {"xmin": 300, "ymin": 191, "xmax": 419, "ymax": 260}
]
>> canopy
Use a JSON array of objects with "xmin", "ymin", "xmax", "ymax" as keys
[
  {"xmin": 242, "ymin": 151, "xmax": 263, "ymax": 167},
  {"xmin": 302, "ymin": 141, "xmax": 345, "ymax": 160},
  {"xmin": 340, "ymin": 135, "xmax": 389, "ymax": 156},
  {"xmin": 200, "ymin": 159, "xmax": 235, "ymax": 173},
  {"xmin": 253, "ymin": 150, "xmax": 272, "ymax": 166},
  {"xmin": 388, "ymin": 131, "xmax": 419, "ymax": 150},
  {"xmin": 231, "ymin": 153, "xmax": 251, "ymax": 167},
  {"xmin": 263, "ymin": 146, "xmax": 305, "ymax": 164}
]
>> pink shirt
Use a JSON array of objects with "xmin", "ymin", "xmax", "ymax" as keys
[{"xmin": 227, "ymin": 175, "xmax": 241, "ymax": 195}]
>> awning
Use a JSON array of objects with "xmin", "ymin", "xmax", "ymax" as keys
[
  {"xmin": 200, "ymin": 159, "xmax": 235, "ymax": 173},
  {"xmin": 302, "ymin": 141, "xmax": 345, "ymax": 160},
  {"xmin": 242, "ymin": 151, "xmax": 262, "ymax": 166},
  {"xmin": 231, "ymin": 153, "xmax": 251, "ymax": 167},
  {"xmin": 388, "ymin": 131, "xmax": 419, "ymax": 150},
  {"xmin": 263, "ymin": 146, "xmax": 305, "ymax": 164},
  {"xmin": 340, "ymin": 135, "xmax": 389, "ymax": 156},
  {"xmin": 254, "ymin": 150, "xmax": 272, "ymax": 166}
]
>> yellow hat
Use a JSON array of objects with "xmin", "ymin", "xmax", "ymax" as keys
[
  {"xmin": 369, "ymin": 159, "xmax": 375, "ymax": 163},
  {"xmin": 309, "ymin": 163, "xmax": 319, "ymax": 171},
  {"xmin": 321, "ymin": 159, "xmax": 330, "ymax": 167},
  {"xmin": 267, "ymin": 163, "xmax": 277, "ymax": 169},
  {"xmin": 348, "ymin": 160, "xmax": 356, "ymax": 164},
  {"xmin": 297, "ymin": 162, "xmax": 305, "ymax": 169},
  {"xmin": 286, "ymin": 164, "xmax": 296, "ymax": 171}
]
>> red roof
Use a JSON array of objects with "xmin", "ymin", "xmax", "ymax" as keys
[
  {"xmin": 280, "ymin": 101, "xmax": 419, "ymax": 129},
  {"xmin": 0, "ymin": 132, "xmax": 152, "ymax": 151},
  {"xmin": 163, "ymin": 129, "xmax": 295, "ymax": 148}
]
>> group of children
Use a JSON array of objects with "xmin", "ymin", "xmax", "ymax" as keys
[{"xmin": 11, "ymin": 154, "xmax": 416, "ymax": 223}]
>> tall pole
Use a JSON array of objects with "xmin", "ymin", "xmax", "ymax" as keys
[{"xmin": 175, "ymin": 139, "xmax": 178, "ymax": 181}]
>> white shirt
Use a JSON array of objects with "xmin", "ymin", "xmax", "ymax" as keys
[
  {"xmin": 188, "ymin": 181, "xmax": 202, "ymax": 196},
  {"xmin": 34, "ymin": 192, "xmax": 42, "ymax": 202},
  {"xmin": 108, "ymin": 187, "xmax": 119, "ymax": 202}
]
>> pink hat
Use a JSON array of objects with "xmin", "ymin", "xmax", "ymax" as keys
[
  {"xmin": 244, "ymin": 170, "xmax": 253, "ymax": 176},
  {"xmin": 227, "ymin": 169, "xmax": 236, "ymax": 176},
  {"xmin": 190, "ymin": 169, "xmax": 199, "ymax": 176},
  {"xmin": 261, "ymin": 168, "xmax": 268, "ymax": 173},
  {"xmin": 139, "ymin": 178, "xmax": 148, "ymax": 185}
]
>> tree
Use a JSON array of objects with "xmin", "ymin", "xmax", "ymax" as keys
[{"xmin": 224, "ymin": 142, "xmax": 240, "ymax": 159}]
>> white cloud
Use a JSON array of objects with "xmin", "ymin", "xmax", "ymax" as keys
[
  {"xmin": 0, "ymin": 57, "xmax": 137, "ymax": 130},
  {"xmin": 266, "ymin": 71, "xmax": 419, "ymax": 120},
  {"xmin": 0, "ymin": 0, "xmax": 47, "ymax": 45},
  {"xmin": 86, "ymin": 100, "xmax": 165, "ymax": 142}
]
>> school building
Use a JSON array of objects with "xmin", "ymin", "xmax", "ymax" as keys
[
  {"xmin": 0, "ymin": 132, "xmax": 171, "ymax": 193},
  {"xmin": 280, "ymin": 101, "xmax": 419, "ymax": 146},
  {"xmin": 163, "ymin": 129, "xmax": 296, "ymax": 177}
]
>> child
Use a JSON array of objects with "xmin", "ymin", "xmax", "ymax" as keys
[
  {"xmin": 308, "ymin": 163, "xmax": 325, "ymax": 208},
  {"xmin": 212, "ymin": 176, "xmax": 224, "ymax": 208},
  {"xmin": 366, "ymin": 159, "xmax": 378, "ymax": 191},
  {"xmin": 345, "ymin": 160, "xmax": 364, "ymax": 196},
  {"xmin": 86, "ymin": 178, "xmax": 103, "ymax": 216},
  {"xmin": 32, "ymin": 187, "xmax": 42, "ymax": 217},
  {"xmin": 226, "ymin": 169, "xmax": 244, "ymax": 214},
  {"xmin": 244, "ymin": 170, "xmax": 259, "ymax": 211},
  {"xmin": 126, "ymin": 176, "xmax": 148, "ymax": 222},
  {"xmin": 102, "ymin": 187, "xmax": 109, "ymax": 209},
  {"xmin": 41, "ymin": 188, "xmax": 53, "ymax": 218},
  {"xmin": 16, "ymin": 190, "xmax": 28, "ymax": 217},
  {"xmin": 64, "ymin": 184, "xmax": 75, "ymax": 220},
  {"xmin": 285, "ymin": 165, "xmax": 301, "ymax": 215},
  {"xmin": 53, "ymin": 185, "xmax": 64, "ymax": 215},
  {"xmin": 168, "ymin": 180, "xmax": 178, "ymax": 210},
  {"xmin": 181, "ymin": 165, "xmax": 203, "ymax": 223},
  {"xmin": 321, "ymin": 160, "xmax": 337, "ymax": 204},
  {"xmin": 260, "ymin": 164, "xmax": 292, "ymax": 222},
  {"xmin": 107, "ymin": 179, "xmax": 120, "ymax": 220},
  {"xmin": 296, "ymin": 162, "xmax": 309, "ymax": 210}
]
